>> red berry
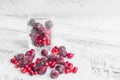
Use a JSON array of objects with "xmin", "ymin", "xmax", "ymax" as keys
[
  {"xmin": 29, "ymin": 70, "xmax": 34, "ymax": 76},
  {"xmin": 66, "ymin": 53, "xmax": 74, "ymax": 59},
  {"xmin": 29, "ymin": 63, "xmax": 36, "ymax": 68},
  {"xmin": 49, "ymin": 61, "xmax": 56, "ymax": 68},
  {"xmin": 35, "ymin": 58, "xmax": 41, "ymax": 64},
  {"xmin": 68, "ymin": 63, "xmax": 73, "ymax": 69},
  {"xmin": 34, "ymin": 71, "xmax": 38, "ymax": 75},
  {"xmin": 30, "ymin": 49, "xmax": 35, "ymax": 53},
  {"xmin": 65, "ymin": 68, "xmax": 70, "ymax": 74},
  {"xmin": 21, "ymin": 68, "xmax": 27, "ymax": 73},
  {"xmin": 15, "ymin": 64, "xmax": 19, "ymax": 68},
  {"xmin": 13, "ymin": 60, "xmax": 18, "ymax": 64},
  {"xmin": 41, "ymin": 49, "xmax": 48, "ymax": 57},
  {"xmin": 27, "ymin": 67, "xmax": 32, "ymax": 72},
  {"xmin": 72, "ymin": 67, "xmax": 78, "ymax": 73},
  {"xmin": 10, "ymin": 58, "xmax": 15, "ymax": 63},
  {"xmin": 50, "ymin": 70, "xmax": 59, "ymax": 79},
  {"xmin": 51, "ymin": 46, "xmax": 59, "ymax": 55},
  {"xmin": 24, "ymin": 65, "xmax": 29, "ymax": 69}
]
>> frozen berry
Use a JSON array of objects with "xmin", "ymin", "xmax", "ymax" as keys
[
  {"xmin": 51, "ymin": 46, "xmax": 59, "ymax": 55},
  {"xmin": 55, "ymin": 64, "xmax": 65, "ymax": 74},
  {"xmin": 48, "ymin": 54, "xmax": 57, "ymax": 61},
  {"xmin": 66, "ymin": 53, "xmax": 74, "ymax": 59},
  {"xmin": 72, "ymin": 67, "xmax": 78, "ymax": 73},
  {"xmin": 14, "ymin": 53, "xmax": 24, "ymax": 61},
  {"xmin": 56, "ymin": 56, "xmax": 64, "ymax": 64},
  {"xmin": 21, "ymin": 68, "xmax": 27, "ymax": 73},
  {"xmin": 59, "ymin": 46, "xmax": 66, "ymax": 51},
  {"xmin": 10, "ymin": 58, "xmax": 15, "ymax": 63},
  {"xmin": 37, "ymin": 66, "xmax": 47, "ymax": 75},
  {"xmin": 41, "ymin": 49, "xmax": 48, "ymax": 57},
  {"xmin": 37, "ymin": 58, "xmax": 47, "ymax": 66},
  {"xmin": 50, "ymin": 70, "xmax": 59, "ymax": 79},
  {"xmin": 65, "ymin": 68, "xmax": 70, "ymax": 74},
  {"xmin": 59, "ymin": 51, "xmax": 67, "ymax": 57},
  {"xmin": 28, "ymin": 19, "xmax": 36, "ymax": 26},
  {"xmin": 45, "ymin": 20, "xmax": 53, "ymax": 29},
  {"xmin": 49, "ymin": 61, "xmax": 56, "ymax": 68}
]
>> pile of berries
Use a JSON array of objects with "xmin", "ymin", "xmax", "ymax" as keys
[
  {"xmin": 10, "ymin": 46, "xmax": 78, "ymax": 79},
  {"xmin": 28, "ymin": 19, "xmax": 53, "ymax": 47}
]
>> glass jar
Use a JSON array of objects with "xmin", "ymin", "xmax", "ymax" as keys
[{"xmin": 27, "ymin": 17, "xmax": 54, "ymax": 52}]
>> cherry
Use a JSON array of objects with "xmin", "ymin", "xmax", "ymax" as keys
[
  {"xmin": 66, "ymin": 53, "xmax": 74, "ymax": 59},
  {"xmin": 50, "ymin": 70, "xmax": 59, "ymax": 79}
]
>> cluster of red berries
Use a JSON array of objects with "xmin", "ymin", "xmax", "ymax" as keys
[
  {"xmin": 10, "ymin": 46, "xmax": 78, "ymax": 79},
  {"xmin": 28, "ymin": 19, "xmax": 53, "ymax": 47}
]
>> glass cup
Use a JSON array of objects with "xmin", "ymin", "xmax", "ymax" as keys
[{"xmin": 27, "ymin": 17, "xmax": 54, "ymax": 53}]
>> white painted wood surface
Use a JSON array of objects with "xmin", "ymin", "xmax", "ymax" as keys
[{"xmin": 0, "ymin": 0, "xmax": 120, "ymax": 80}]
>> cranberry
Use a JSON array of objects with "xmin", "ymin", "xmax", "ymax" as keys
[
  {"xmin": 25, "ymin": 50, "xmax": 35, "ymax": 58},
  {"xmin": 15, "ymin": 63, "xmax": 19, "ymax": 68},
  {"xmin": 10, "ymin": 58, "xmax": 15, "ymax": 63},
  {"xmin": 29, "ymin": 70, "xmax": 34, "ymax": 76},
  {"xmin": 49, "ymin": 61, "xmax": 56, "ymax": 68},
  {"xmin": 55, "ymin": 64, "xmax": 65, "ymax": 74},
  {"xmin": 48, "ymin": 54, "xmax": 57, "ymax": 61},
  {"xmin": 13, "ymin": 60, "xmax": 18, "ymax": 64},
  {"xmin": 59, "ymin": 51, "xmax": 67, "ymax": 57},
  {"xmin": 28, "ymin": 19, "xmax": 36, "ymax": 26},
  {"xmin": 63, "ymin": 61, "xmax": 69, "ymax": 68},
  {"xmin": 51, "ymin": 46, "xmax": 59, "ymax": 55},
  {"xmin": 68, "ymin": 63, "xmax": 73, "ymax": 69},
  {"xmin": 41, "ymin": 49, "xmax": 48, "ymax": 57},
  {"xmin": 65, "ymin": 68, "xmax": 70, "ymax": 74},
  {"xmin": 30, "ymin": 49, "xmax": 35, "ymax": 53},
  {"xmin": 14, "ymin": 53, "xmax": 24, "ymax": 61},
  {"xmin": 37, "ymin": 58, "xmax": 47, "ymax": 66},
  {"xmin": 18, "ymin": 60, "xmax": 24, "ymax": 68},
  {"xmin": 24, "ymin": 56, "xmax": 33, "ymax": 63},
  {"xmin": 72, "ymin": 67, "xmax": 78, "ymax": 73},
  {"xmin": 21, "ymin": 68, "xmax": 27, "ymax": 73},
  {"xmin": 50, "ymin": 70, "xmax": 59, "ymax": 79},
  {"xmin": 24, "ymin": 65, "xmax": 29, "ymax": 69},
  {"xmin": 56, "ymin": 56, "xmax": 64, "ymax": 64},
  {"xmin": 59, "ymin": 46, "xmax": 66, "ymax": 51},
  {"xmin": 29, "ymin": 62, "xmax": 36, "ymax": 68},
  {"xmin": 45, "ymin": 20, "xmax": 53, "ymax": 29},
  {"xmin": 37, "ymin": 66, "xmax": 47, "ymax": 75},
  {"xmin": 34, "ymin": 71, "xmax": 38, "ymax": 75},
  {"xmin": 35, "ymin": 58, "xmax": 41, "ymax": 64},
  {"xmin": 66, "ymin": 53, "xmax": 74, "ymax": 59}
]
